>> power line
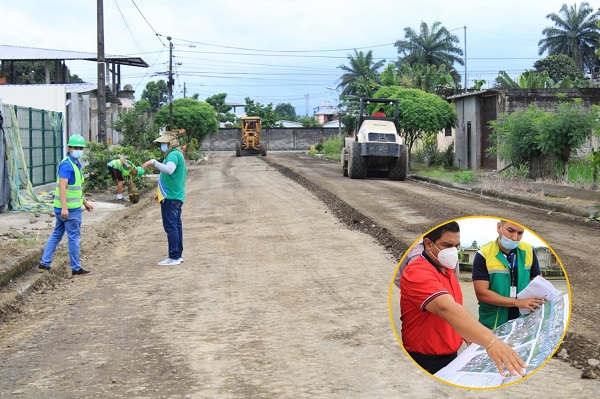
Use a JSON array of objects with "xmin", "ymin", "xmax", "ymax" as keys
[
  {"xmin": 130, "ymin": 0, "xmax": 166, "ymax": 47},
  {"xmin": 167, "ymin": 37, "xmax": 395, "ymax": 53}
]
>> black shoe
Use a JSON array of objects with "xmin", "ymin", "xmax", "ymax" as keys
[
  {"xmin": 38, "ymin": 263, "xmax": 51, "ymax": 272},
  {"xmin": 72, "ymin": 268, "xmax": 92, "ymax": 276}
]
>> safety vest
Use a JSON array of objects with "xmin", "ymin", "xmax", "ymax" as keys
[
  {"xmin": 53, "ymin": 157, "xmax": 84, "ymax": 210},
  {"xmin": 478, "ymin": 240, "xmax": 534, "ymax": 329},
  {"xmin": 108, "ymin": 159, "xmax": 133, "ymax": 177}
]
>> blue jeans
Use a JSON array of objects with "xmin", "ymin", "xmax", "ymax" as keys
[
  {"xmin": 40, "ymin": 211, "xmax": 83, "ymax": 271},
  {"xmin": 161, "ymin": 199, "xmax": 183, "ymax": 259}
]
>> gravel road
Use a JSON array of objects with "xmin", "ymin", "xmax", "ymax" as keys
[{"xmin": 0, "ymin": 152, "xmax": 598, "ymax": 398}]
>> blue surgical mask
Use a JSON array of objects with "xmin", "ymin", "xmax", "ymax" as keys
[
  {"xmin": 160, "ymin": 143, "xmax": 169, "ymax": 152},
  {"xmin": 72, "ymin": 150, "xmax": 84, "ymax": 159},
  {"xmin": 500, "ymin": 233, "xmax": 519, "ymax": 251}
]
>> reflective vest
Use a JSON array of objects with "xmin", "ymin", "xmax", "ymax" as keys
[
  {"xmin": 53, "ymin": 157, "xmax": 84, "ymax": 210},
  {"xmin": 478, "ymin": 240, "xmax": 534, "ymax": 329},
  {"xmin": 107, "ymin": 159, "xmax": 133, "ymax": 177}
]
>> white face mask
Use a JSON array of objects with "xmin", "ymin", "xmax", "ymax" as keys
[
  {"xmin": 432, "ymin": 243, "xmax": 459, "ymax": 269},
  {"xmin": 71, "ymin": 150, "xmax": 84, "ymax": 159}
]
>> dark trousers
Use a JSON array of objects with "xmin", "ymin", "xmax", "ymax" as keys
[
  {"xmin": 407, "ymin": 351, "xmax": 457, "ymax": 375},
  {"xmin": 161, "ymin": 199, "xmax": 183, "ymax": 259}
]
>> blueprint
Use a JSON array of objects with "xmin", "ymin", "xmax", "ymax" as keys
[{"xmin": 434, "ymin": 293, "xmax": 569, "ymax": 388}]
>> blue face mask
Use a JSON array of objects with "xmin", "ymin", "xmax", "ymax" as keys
[
  {"xmin": 500, "ymin": 233, "xmax": 519, "ymax": 251},
  {"xmin": 160, "ymin": 143, "xmax": 169, "ymax": 152},
  {"xmin": 71, "ymin": 150, "xmax": 84, "ymax": 159}
]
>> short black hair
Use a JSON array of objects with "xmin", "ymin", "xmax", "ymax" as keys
[
  {"xmin": 423, "ymin": 221, "xmax": 460, "ymax": 243},
  {"xmin": 378, "ymin": 107, "xmax": 384, "ymax": 112}
]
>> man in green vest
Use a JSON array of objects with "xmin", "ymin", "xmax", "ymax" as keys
[
  {"xmin": 39, "ymin": 134, "xmax": 94, "ymax": 276},
  {"xmin": 472, "ymin": 220, "xmax": 546, "ymax": 329},
  {"xmin": 142, "ymin": 131, "xmax": 187, "ymax": 266},
  {"xmin": 107, "ymin": 156, "xmax": 145, "ymax": 201}
]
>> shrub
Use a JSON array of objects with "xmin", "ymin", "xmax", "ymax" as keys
[
  {"xmin": 83, "ymin": 143, "xmax": 156, "ymax": 191},
  {"xmin": 322, "ymin": 137, "xmax": 344, "ymax": 156}
]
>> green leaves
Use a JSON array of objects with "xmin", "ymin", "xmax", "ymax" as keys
[
  {"xmin": 490, "ymin": 100, "xmax": 599, "ymax": 180},
  {"xmin": 155, "ymin": 98, "xmax": 219, "ymax": 144}
]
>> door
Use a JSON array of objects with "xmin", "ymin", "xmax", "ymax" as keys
[{"xmin": 480, "ymin": 96, "xmax": 497, "ymax": 170}]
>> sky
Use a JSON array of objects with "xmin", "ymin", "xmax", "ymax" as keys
[{"xmin": 0, "ymin": 0, "xmax": 579, "ymax": 115}]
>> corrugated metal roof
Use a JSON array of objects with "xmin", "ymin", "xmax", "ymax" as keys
[{"xmin": 0, "ymin": 44, "xmax": 148, "ymax": 68}]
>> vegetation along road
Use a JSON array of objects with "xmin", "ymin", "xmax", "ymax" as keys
[{"xmin": 0, "ymin": 152, "xmax": 598, "ymax": 398}]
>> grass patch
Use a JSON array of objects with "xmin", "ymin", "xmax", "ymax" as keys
[
  {"xmin": 417, "ymin": 167, "xmax": 478, "ymax": 184},
  {"xmin": 568, "ymin": 158, "xmax": 595, "ymax": 184},
  {"xmin": 452, "ymin": 170, "xmax": 478, "ymax": 184}
]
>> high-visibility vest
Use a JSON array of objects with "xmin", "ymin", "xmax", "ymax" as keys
[
  {"xmin": 107, "ymin": 159, "xmax": 134, "ymax": 176},
  {"xmin": 53, "ymin": 157, "xmax": 84, "ymax": 209}
]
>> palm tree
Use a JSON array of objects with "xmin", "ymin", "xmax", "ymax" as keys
[
  {"xmin": 337, "ymin": 50, "xmax": 385, "ymax": 97},
  {"xmin": 394, "ymin": 21, "xmax": 464, "ymax": 84},
  {"xmin": 538, "ymin": 2, "xmax": 600, "ymax": 74}
]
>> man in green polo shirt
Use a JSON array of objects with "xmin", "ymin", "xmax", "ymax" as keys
[{"xmin": 143, "ymin": 131, "xmax": 187, "ymax": 266}]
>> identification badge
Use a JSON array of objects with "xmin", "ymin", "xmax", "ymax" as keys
[{"xmin": 510, "ymin": 286, "xmax": 517, "ymax": 298}]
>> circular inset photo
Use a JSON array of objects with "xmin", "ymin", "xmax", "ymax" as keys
[{"xmin": 388, "ymin": 216, "xmax": 571, "ymax": 389}]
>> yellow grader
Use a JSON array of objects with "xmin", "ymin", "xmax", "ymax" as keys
[{"xmin": 236, "ymin": 116, "xmax": 267, "ymax": 156}]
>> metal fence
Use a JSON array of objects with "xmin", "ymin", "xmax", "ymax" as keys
[{"xmin": 2, "ymin": 103, "xmax": 63, "ymax": 186}]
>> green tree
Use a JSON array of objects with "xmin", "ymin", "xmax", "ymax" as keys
[
  {"xmin": 397, "ymin": 63, "xmax": 456, "ymax": 93},
  {"xmin": 205, "ymin": 93, "xmax": 236, "ymax": 123},
  {"xmin": 1, "ymin": 61, "xmax": 83, "ymax": 84},
  {"xmin": 155, "ymin": 98, "xmax": 219, "ymax": 144},
  {"xmin": 298, "ymin": 115, "xmax": 320, "ymax": 127},
  {"xmin": 380, "ymin": 63, "xmax": 398, "ymax": 87},
  {"xmin": 110, "ymin": 100, "xmax": 158, "ymax": 150},
  {"xmin": 533, "ymin": 54, "xmax": 585, "ymax": 81},
  {"xmin": 489, "ymin": 100, "xmax": 599, "ymax": 181},
  {"xmin": 538, "ymin": 99, "xmax": 599, "ymax": 180},
  {"xmin": 341, "ymin": 113, "xmax": 358, "ymax": 135},
  {"xmin": 337, "ymin": 50, "xmax": 385, "ymax": 97},
  {"xmin": 141, "ymin": 80, "xmax": 168, "ymax": 113},
  {"xmin": 538, "ymin": 2, "xmax": 600, "ymax": 73},
  {"xmin": 274, "ymin": 103, "xmax": 297, "ymax": 121},
  {"xmin": 488, "ymin": 106, "xmax": 550, "ymax": 176},
  {"xmin": 373, "ymin": 86, "xmax": 457, "ymax": 167},
  {"xmin": 244, "ymin": 98, "xmax": 279, "ymax": 127},
  {"xmin": 394, "ymin": 21, "xmax": 464, "ymax": 84}
]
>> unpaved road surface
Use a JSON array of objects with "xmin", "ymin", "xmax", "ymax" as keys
[{"xmin": 0, "ymin": 152, "xmax": 598, "ymax": 398}]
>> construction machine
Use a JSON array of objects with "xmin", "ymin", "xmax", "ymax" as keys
[
  {"xmin": 236, "ymin": 116, "xmax": 267, "ymax": 156},
  {"xmin": 340, "ymin": 97, "xmax": 408, "ymax": 180}
]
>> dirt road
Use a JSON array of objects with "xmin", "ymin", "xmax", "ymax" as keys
[{"xmin": 0, "ymin": 153, "xmax": 598, "ymax": 398}]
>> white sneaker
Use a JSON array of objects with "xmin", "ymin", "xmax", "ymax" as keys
[
  {"xmin": 158, "ymin": 258, "xmax": 182, "ymax": 266},
  {"xmin": 178, "ymin": 258, "xmax": 184, "ymax": 263}
]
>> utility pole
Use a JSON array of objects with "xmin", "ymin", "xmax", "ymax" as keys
[
  {"xmin": 97, "ymin": 0, "xmax": 107, "ymax": 145},
  {"xmin": 463, "ymin": 26, "xmax": 467, "ymax": 93},
  {"xmin": 168, "ymin": 36, "xmax": 174, "ymax": 130},
  {"xmin": 183, "ymin": 82, "xmax": 186, "ymax": 98}
]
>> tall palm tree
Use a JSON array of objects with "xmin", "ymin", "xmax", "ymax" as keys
[
  {"xmin": 394, "ymin": 21, "xmax": 464, "ymax": 84},
  {"xmin": 538, "ymin": 2, "xmax": 600, "ymax": 74},
  {"xmin": 337, "ymin": 50, "xmax": 385, "ymax": 97}
]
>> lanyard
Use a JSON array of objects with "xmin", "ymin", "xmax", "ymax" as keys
[{"xmin": 508, "ymin": 252, "xmax": 517, "ymax": 287}]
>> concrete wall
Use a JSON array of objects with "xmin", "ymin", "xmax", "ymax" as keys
[{"xmin": 201, "ymin": 127, "xmax": 340, "ymax": 151}]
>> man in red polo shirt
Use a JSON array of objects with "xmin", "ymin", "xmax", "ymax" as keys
[{"xmin": 400, "ymin": 221, "xmax": 527, "ymax": 376}]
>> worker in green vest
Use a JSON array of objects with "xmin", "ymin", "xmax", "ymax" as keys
[
  {"xmin": 107, "ymin": 156, "xmax": 145, "ymax": 201},
  {"xmin": 39, "ymin": 134, "xmax": 94, "ymax": 276},
  {"xmin": 472, "ymin": 220, "xmax": 546, "ymax": 329}
]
